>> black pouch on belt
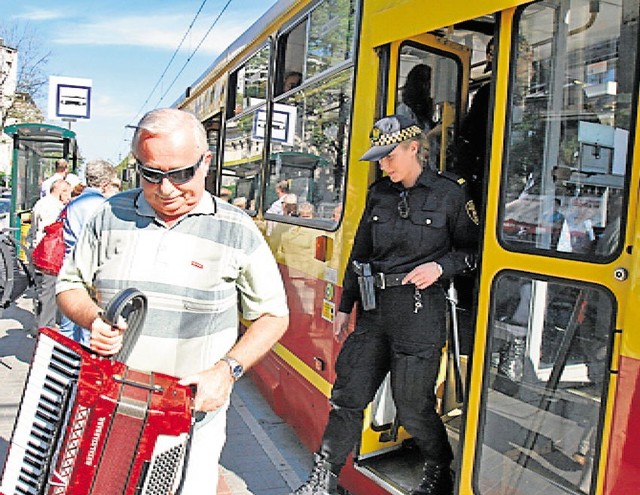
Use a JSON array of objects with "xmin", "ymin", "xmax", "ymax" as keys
[{"xmin": 352, "ymin": 260, "xmax": 376, "ymax": 311}]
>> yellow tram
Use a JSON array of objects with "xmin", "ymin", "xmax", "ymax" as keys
[{"xmin": 177, "ymin": 0, "xmax": 640, "ymax": 493}]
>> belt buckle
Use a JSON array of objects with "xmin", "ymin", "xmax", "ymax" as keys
[{"xmin": 375, "ymin": 272, "xmax": 386, "ymax": 290}]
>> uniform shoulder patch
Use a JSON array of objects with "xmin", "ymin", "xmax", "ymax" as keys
[
  {"xmin": 466, "ymin": 200, "xmax": 480, "ymax": 225},
  {"xmin": 438, "ymin": 170, "xmax": 466, "ymax": 187}
]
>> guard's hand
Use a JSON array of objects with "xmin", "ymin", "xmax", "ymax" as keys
[
  {"xmin": 333, "ymin": 311, "xmax": 351, "ymax": 343},
  {"xmin": 179, "ymin": 363, "xmax": 234, "ymax": 412},
  {"xmin": 89, "ymin": 316, "xmax": 127, "ymax": 356},
  {"xmin": 402, "ymin": 262, "xmax": 442, "ymax": 290}
]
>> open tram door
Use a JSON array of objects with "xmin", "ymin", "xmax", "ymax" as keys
[
  {"xmin": 351, "ymin": 22, "xmax": 489, "ymax": 491},
  {"xmin": 461, "ymin": 2, "xmax": 639, "ymax": 495}
]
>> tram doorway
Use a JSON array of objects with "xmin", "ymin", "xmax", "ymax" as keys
[{"xmin": 353, "ymin": 17, "xmax": 494, "ymax": 492}]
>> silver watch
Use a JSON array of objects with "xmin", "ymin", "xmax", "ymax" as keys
[{"xmin": 220, "ymin": 355, "xmax": 244, "ymax": 380}]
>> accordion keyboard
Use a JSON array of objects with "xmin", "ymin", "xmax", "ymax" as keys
[{"xmin": 1, "ymin": 332, "xmax": 81, "ymax": 495}]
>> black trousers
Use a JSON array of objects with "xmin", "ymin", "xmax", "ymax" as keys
[{"xmin": 321, "ymin": 283, "xmax": 453, "ymax": 467}]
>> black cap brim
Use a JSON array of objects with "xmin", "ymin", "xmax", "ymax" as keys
[{"xmin": 359, "ymin": 143, "xmax": 398, "ymax": 161}]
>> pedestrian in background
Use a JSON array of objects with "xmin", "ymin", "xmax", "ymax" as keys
[
  {"xmin": 57, "ymin": 159, "xmax": 118, "ymax": 345},
  {"xmin": 28, "ymin": 179, "xmax": 72, "ymax": 331},
  {"xmin": 40, "ymin": 159, "xmax": 69, "ymax": 197}
]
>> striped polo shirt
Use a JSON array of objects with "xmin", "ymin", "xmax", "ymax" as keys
[{"xmin": 57, "ymin": 189, "xmax": 288, "ymax": 377}]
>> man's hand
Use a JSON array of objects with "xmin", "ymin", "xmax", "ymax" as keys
[
  {"xmin": 178, "ymin": 362, "xmax": 234, "ymax": 412},
  {"xmin": 89, "ymin": 317, "xmax": 127, "ymax": 356}
]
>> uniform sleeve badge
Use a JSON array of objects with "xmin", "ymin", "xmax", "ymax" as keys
[{"xmin": 466, "ymin": 200, "xmax": 479, "ymax": 225}]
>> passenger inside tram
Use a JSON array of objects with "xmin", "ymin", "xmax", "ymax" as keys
[
  {"xmin": 283, "ymin": 70, "xmax": 302, "ymax": 93},
  {"xmin": 397, "ymin": 63, "xmax": 436, "ymax": 131},
  {"xmin": 452, "ymin": 37, "xmax": 494, "ymax": 209},
  {"xmin": 396, "ymin": 63, "xmax": 444, "ymax": 169}
]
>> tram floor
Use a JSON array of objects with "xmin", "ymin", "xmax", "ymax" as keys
[
  {"xmin": 357, "ymin": 376, "xmax": 595, "ymax": 495},
  {"xmin": 355, "ymin": 419, "xmax": 461, "ymax": 494}
]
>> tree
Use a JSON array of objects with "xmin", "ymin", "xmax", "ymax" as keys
[{"xmin": 0, "ymin": 22, "xmax": 50, "ymax": 129}]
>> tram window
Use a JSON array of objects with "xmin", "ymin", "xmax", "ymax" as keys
[
  {"xmin": 306, "ymin": 0, "xmax": 355, "ymax": 78},
  {"xmin": 499, "ymin": 0, "xmax": 638, "ymax": 261},
  {"xmin": 476, "ymin": 272, "xmax": 614, "ymax": 495},
  {"xmin": 395, "ymin": 42, "xmax": 462, "ymax": 170},
  {"xmin": 275, "ymin": 0, "xmax": 355, "ymax": 97},
  {"xmin": 221, "ymin": 110, "xmax": 264, "ymax": 214},
  {"xmin": 203, "ymin": 114, "xmax": 221, "ymax": 195},
  {"xmin": 277, "ymin": 21, "xmax": 306, "ymax": 96},
  {"xmin": 230, "ymin": 45, "xmax": 270, "ymax": 116},
  {"xmin": 264, "ymin": 69, "xmax": 352, "ymax": 230}
]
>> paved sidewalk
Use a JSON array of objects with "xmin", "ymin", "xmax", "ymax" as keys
[{"xmin": 0, "ymin": 290, "xmax": 310, "ymax": 494}]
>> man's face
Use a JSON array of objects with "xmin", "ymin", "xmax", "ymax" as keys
[
  {"xmin": 136, "ymin": 129, "xmax": 210, "ymax": 222},
  {"xmin": 59, "ymin": 185, "xmax": 72, "ymax": 204},
  {"xmin": 284, "ymin": 75, "xmax": 301, "ymax": 92}
]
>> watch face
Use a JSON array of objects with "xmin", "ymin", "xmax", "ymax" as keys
[
  {"xmin": 231, "ymin": 364, "xmax": 243, "ymax": 378},
  {"xmin": 223, "ymin": 357, "xmax": 243, "ymax": 379}
]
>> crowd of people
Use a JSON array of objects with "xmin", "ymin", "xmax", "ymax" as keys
[{"xmin": 26, "ymin": 159, "xmax": 122, "ymax": 338}]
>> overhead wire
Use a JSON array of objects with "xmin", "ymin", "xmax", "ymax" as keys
[
  {"xmin": 154, "ymin": 0, "xmax": 234, "ymax": 107},
  {"xmin": 130, "ymin": 0, "xmax": 210, "ymax": 125},
  {"xmin": 124, "ymin": 0, "xmax": 236, "ymax": 162}
]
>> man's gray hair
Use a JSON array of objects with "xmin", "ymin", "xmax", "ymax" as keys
[
  {"xmin": 132, "ymin": 108, "xmax": 207, "ymax": 155},
  {"xmin": 85, "ymin": 160, "xmax": 116, "ymax": 188}
]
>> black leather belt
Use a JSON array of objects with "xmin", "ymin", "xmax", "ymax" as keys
[{"xmin": 374, "ymin": 272, "xmax": 410, "ymax": 289}]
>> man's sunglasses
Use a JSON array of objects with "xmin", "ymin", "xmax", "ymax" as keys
[{"xmin": 136, "ymin": 154, "xmax": 204, "ymax": 185}]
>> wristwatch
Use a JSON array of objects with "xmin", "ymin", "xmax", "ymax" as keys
[{"xmin": 220, "ymin": 355, "xmax": 244, "ymax": 381}]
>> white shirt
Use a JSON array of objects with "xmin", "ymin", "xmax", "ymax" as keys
[
  {"xmin": 266, "ymin": 197, "xmax": 284, "ymax": 215},
  {"xmin": 29, "ymin": 194, "xmax": 64, "ymax": 248}
]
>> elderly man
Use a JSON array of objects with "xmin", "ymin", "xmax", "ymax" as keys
[
  {"xmin": 40, "ymin": 158, "xmax": 69, "ymax": 197},
  {"xmin": 56, "ymin": 108, "xmax": 289, "ymax": 494}
]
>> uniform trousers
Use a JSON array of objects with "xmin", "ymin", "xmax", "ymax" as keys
[{"xmin": 321, "ymin": 283, "xmax": 453, "ymax": 466}]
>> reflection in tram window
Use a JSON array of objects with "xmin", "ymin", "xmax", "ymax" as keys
[
  {"xmin": 500, "ymin": 0, "xmax": 637, "ymax": 261},
  {"xmin": 231, "ymin": 46, "xmax": 269, "ymax": 116},
  {"xmin": 264, "ymin": 70, "xmax": 353, "ymax": 229},
  {"xmin": 266, "ymin": 0, "xmax": 355, "ymax": 230},
  {"xmin": 222, "ymin": 111, "xmax": 263, "ymax": 215},
  {"xmin": 477, "ymin": 273, "xmax": 614, "ymax": 495}
]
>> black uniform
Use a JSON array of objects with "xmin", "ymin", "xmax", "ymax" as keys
[{"xmin": 321, "ymin": 167, "xmax": 478, "ymax": 468}]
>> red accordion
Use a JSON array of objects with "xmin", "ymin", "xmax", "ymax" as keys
[{"xmin": 1, "ymin": 290, "xmax": 196, "ymax": 495}]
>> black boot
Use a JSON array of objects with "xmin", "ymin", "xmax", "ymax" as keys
[
  {"xmin": 292, "ymin": 453, "xmax": 340, "ymax": 495},
  {"xmin": 411, "ymin": 460, "xmax": 453, "ymax": 495}
]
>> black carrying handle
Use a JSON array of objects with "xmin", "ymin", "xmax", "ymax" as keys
[{"xmin": 101, "ymin": 288, "xmax": 148, "ymax": 363}]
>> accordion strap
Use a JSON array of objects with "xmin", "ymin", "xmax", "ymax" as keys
[{"xmin": 102, "ymin": 288, "xmax": 148, "ymax": 363}]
